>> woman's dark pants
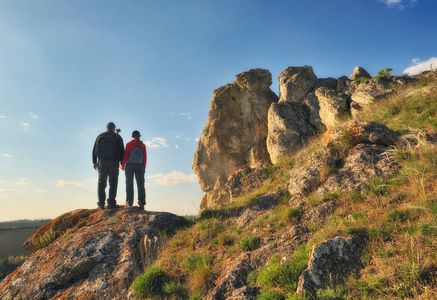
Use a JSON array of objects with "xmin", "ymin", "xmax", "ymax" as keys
[{"xmin": 125, "ymin": 163, "xmax": 146, "ymax": 206}]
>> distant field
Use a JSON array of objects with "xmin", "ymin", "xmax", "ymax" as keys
[{"xmin": 0, "ymin": 220, "xmax": 50, "ymax": 259}]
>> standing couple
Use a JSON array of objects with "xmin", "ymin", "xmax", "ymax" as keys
[{"xmin": 92, "ymin": 122, "xmax": 147, "ymax": 210}]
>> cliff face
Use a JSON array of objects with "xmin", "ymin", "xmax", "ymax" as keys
[
  {"xmin": 194, "ymin": 65, "xmax": 418, "ymax": 209},
  {"xmin": 0, "ymin": 208, "xmax": 186, "ymax": 300}
]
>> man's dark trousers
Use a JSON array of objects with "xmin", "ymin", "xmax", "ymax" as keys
[
  {"xmin": 98, "ymin": 159, "xmax": 119, "ymax": 207},
  {"xmin": 125, "ymin": 163, "xmax": 146, "ymax": 206}
]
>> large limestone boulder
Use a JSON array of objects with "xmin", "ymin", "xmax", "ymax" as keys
[
  {"xmin": 267, "ymin": 101, "xmax": 317, "ymax": 164},
  {"xmin": 0, "ymin": 208, "xmax": 186, "ymax": 300},
  {"xmin": 350, "ymin": 66, "xmax": 371, "ymax": 81},
  {"xmin": 322, "ymin": 120, "xmax": 398, "ymax": 148},
  {"xmin": 315, "ymin": 87, "xmax": 349, "ymax": 128},
  {"xmin": 278, "ymin": 66, "xmax": 317, "ymax": 103},
  {"xmin": 193, "ymin": 68, "xmax": 278, "ymax": 209},
  {"xmin": 296, "ymin": 235, "xmax": 366, "ymax": 297},
  {"xmin": 288, "ymin": 120, "xmax": 399, "ymax": 199},
  {"xmin": 350, "ymin": 76, "xmax": 418, "ymax": 117}
]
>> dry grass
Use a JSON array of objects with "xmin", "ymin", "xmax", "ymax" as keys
[{"xmin": 132, "ymin": 75, "xmax": 437, "ymax": 299}]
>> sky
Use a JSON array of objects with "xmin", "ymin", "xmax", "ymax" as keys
[{"xmin": 0, "ymin": 0, "xmax": 436, "ymax": 221}]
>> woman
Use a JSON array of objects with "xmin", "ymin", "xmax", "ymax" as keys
[{"xmin": 120, "ymin": 130, "xmax": 147, "ymax": 210}]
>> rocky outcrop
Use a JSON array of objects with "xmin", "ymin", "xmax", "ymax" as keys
[
  {"xmin": 296, "ymin": 235, "xmax": 366, "ymax": 297},
  {"xmin": 267, "ymin": 101, "xmax": 317, "ymax": 164},
  {"xmin": 193, "ymin": 65, "xmax": 413, "ymax": 210},
  {"xmin": 193, "ymin": 68, "xmax": 278, "ymax": 209},
  {"xmin": 350, "ymin": 66, "xmax": 371, "ymax": 81},
  {"xmin": 288, "ymin": 120, "xmax": 399, "ymax": 199},
  {"xmin": 315, "ymin": 87, "xmax": 349, "ymax": 128},
  {"xmin": 278, "ymin": 66, "xmax": 318, "ymax": 103},
  {"xmin": 0, "ymin": 208, "xmax": 186, "ymax": 300},
  {"xmin": 349, "ymin": 75, "xmax": 417, "ymax": 118}
]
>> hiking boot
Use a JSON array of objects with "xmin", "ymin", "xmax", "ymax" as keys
[
  {"xmin": 107, "ymin": 203, "xmax": 119, "ymax": 209},
  {"xmin": 138, "ymin": 201, "xmax": 145, "ymax": 210},
  {"xmin": 97, "ymin": 205, "xmax": 105, "ymax": 211},
  {"xmin": 124, "ymin": 202, "xmax": 132, "ymax": 208}
]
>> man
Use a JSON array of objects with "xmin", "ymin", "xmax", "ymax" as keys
[{"xmin": 92, "ymin": 122, "xmax": 124, "ymax": 210}]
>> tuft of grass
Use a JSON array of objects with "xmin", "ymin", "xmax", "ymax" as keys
[
  {"xmin": 239, "ymin": 236, "xmax": 261, "ymax": 251},
  {"xmin": 132, "ymin": 264, "xmax": 167, "ymax": 299}
]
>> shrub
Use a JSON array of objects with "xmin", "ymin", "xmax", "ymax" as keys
[
  {"xmin": 239, "ymin": 236, "xmax": 261, "ymax": 251},
  {"xmin": 377, "ymin": 67, "xmax": 393, "ymax": 77},
  {"xmin": 132, "ymin": 264, "xmax": 167, "ymax": 299},
  {"xmin": 0, "ymin": 256, "xmax": 28, "ymax": 281}
]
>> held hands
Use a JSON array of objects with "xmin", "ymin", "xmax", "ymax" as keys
[{"xmin": 120, "ymin": 165, "xmax": 125, "ymax": 171}]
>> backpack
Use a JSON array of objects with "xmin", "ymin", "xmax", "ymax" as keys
[
  {"xmin": 129, "ymin": 144, "xmax": 143, "ymax": 164},
  {"xmin": 96, "ymin": 132, "xmax": 117, "ymax": 159}
]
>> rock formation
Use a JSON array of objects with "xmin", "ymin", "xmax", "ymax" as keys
[
  {"xmin": 194, "ymin": 66, "xmax": 412, "ymax": 209},
  {"xmin": 278, "ymin": 66, "xmax": 317, "ymax": 103},
  {"xmin": 267, "ymin": 101, "xmax": 317, "ymax": 164},
  {"xmin": 296, "ymin": 235, "xmax": 367, "ymax": 297},
  {"xmin": 0, "ymin": 208, "xmax": 186, "ymax": 300},
  {"xmin": 288, "ymin": 120, "xmax": 399, "ymax": 199},
  {"xmin": 193, "ymin": 68, "xmax": 278, "ymax": 209}
]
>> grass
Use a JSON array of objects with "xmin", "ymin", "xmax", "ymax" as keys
[{"xmin": 131, "ymin": 74, "xmax": 437, "ymax": 299}]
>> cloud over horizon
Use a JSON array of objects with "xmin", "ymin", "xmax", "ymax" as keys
[
  {"xmin": 148, "ymin": 170, "xmax": 197, "ymax": 185},
  {"xmin": 145, "ymin": 137, "xmax": 169, "ymax": 148},
  {"xmin": 55, "ymin": 180, "xmax": 84, "ymax": 187},
  {"xmin": 0, "ymin": 188, "xmax": 25, "ymax": 198},
  {"xmin": 381, "ymin": 0, "xmax": 417, "ymax": 10},
  {"xmin": 403, "ymin": 57, "xmax": 437, "ymax": 75}
]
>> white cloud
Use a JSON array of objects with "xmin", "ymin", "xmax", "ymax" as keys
[
  {"xmin": 381, "ymin": 0, "xmax": 417, "ymax": 9},
  {"xmin": 3, "ymin": 154, "xmax": 13, "ymax": 158},
  {"xmin": 11, "ymin": 178, "xmax": 30, "ymax": 186},
  {"xmin": 12, "ymin": 181, "xmax": 30, "ymax": 186},
  {"xmin": 0, "ymin": 189, "xmax": 25, "ymax": 198},
  {"xmin": 145, "ymin": 137, "xmax": 169, "ymax": 148},
  {"xmin": 148, "ymin": 171, "xmax": 198, "ymax": 185},
  {"xmin": 195, "ymin": 138, "xmax": 200, "ymax": 142},
  {"xmin": 28, "ymin": 112, "xmax": 38, "ymax": 119},
  {"xmin": 55, "ymin": 180, "xmax": 84, "ymax": 187},
  {"xmin": 175, "ymin": 145, "xmax": 179, "ymax": 149},
  {"xmin": 34, "ymin": 189, "xmax": 47, "ymax": 194},
  {"xmin": 20, "ymin": 121, "xmax": 30, "ymax": 129},
  {"xmin": 0, "ymin": 116, "xmax": 5, "ymax": 119},
  {"xmin": 403, "ymin": 57, "xmax": 437, "ymax": 75}
]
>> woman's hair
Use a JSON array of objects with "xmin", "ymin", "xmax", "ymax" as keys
[{"xmin": 132, "ymin": 130, "xmax": 142, "ymax": 147}]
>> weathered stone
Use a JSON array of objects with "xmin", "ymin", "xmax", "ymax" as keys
[
  {"xmin": 193, "ymin": 68, "xmax": 278, "ymax": 209},
  {"xmin": 296, "ymin": 235, "xmax": 366, "ymax": 297},
  {"xmin": 0, "ymin": 209, "xmax": 186, "ymax": 300},
  {"xmin": 278, "ymin": 66, "xmax": 317, "ymax": 103},
  {"xmin": 288, "ymin": 157, "xmax": 324, "ymax": 197},
  {"xmin": 267, "ymin": 101, "xmax": 317, "ymax": 164},
  {"xmin": 226, "ymin": 167, "xmax": 269, "ymax": 202},
  {"xmin": 305, "ymin": 201, "xmax": 337, "ymax": 225},
  {"xmin": 303, "ymin": 92, "xmax": 325, "ymax": 131},
  {"xmin": 315, "ymin": 77, "xmax": 338, "ymax": 90},
  {"xmin": 316, "ymin": 144, "xmax": 398, "ymax": 195},
  {"xmin": 322, "ymin": 120, "xmax": 398, "ymax": 149},
  {"xmin": 226, "ymin": 286, "xmax": 259, "ymax": 300},
  {"xmin": 350, "ymin": 66, "xmax": 371, "ymax": 81},
  {"xmin": 349, "ymin": 76, "xmax": 416, "ymax": 118},
  {"xmin": 315, "ymin": 87, "xmax": 349, "ymax": 128}
]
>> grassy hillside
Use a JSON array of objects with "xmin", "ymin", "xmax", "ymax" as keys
[
  {"xmin": 0, "ymin": 220, "xmax": 50, "ymax": 259},
  {"xmin": 136, "ymin": 73, "xmax": 437, "ymax": 299}
]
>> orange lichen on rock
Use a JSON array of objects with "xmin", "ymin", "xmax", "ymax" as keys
[{"xmin": 0, "ymin": 208, "xmax": 186, "ymax": 300}]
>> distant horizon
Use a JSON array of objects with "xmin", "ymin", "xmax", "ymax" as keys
[{"xmin": 1, "ymin": 0, "xmax": 436, "ymax": 221}]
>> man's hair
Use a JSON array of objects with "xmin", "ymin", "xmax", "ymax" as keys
[{"xmin": 107, "ymin": 122, "xmax": 116, "ymax": 130}]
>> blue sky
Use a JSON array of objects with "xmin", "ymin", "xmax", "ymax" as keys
[{"xmin": 0, "ymin": 0, "xmax": 436, "ymax": 221}]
